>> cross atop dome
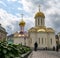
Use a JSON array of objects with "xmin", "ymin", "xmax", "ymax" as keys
[
  {"xmin": 38, "ymin": 5, "xmax": 40, "ymax": 12},
  {"xmin": 34, "ymin": 5, "xmax": 45, "ymax": 18},
  {"xmin": 19, "ymin": 14, "xmax": 25, "ymax": 27},
  {"xmin": 21, "ymin": 14, "xmax": 24, "ymax": 21}
]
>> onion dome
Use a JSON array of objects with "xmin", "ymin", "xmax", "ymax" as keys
[
  {"xmin": 19, "ymin": 20, "xmax": 25, "ymax": 26},
  {"xmin": 35, "ymin": 12, "xmax": 45, "ymax": 18},
  {"xmin": 34, "ymin": 5, "xmax": 45, "ymax": 18}
]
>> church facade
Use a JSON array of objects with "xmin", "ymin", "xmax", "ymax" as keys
[{"xmin": 28, "ymin": 6, "xmax": 56, "ymax": 49}]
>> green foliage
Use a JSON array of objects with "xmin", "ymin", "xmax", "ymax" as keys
[
  {"xmin": 0, "ymin": 41, "xmax": 31, "ymax": 58},
  {"xmin": 17, "ymin": 44, "xmax": 31, "ymax": 54}
]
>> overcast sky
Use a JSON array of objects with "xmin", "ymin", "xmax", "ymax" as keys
[{"xmin": 0, "ymin": 0, "xmax": 60, "ymax": 35}]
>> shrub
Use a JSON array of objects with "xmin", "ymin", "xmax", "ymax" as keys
[{"xmin": 0, "ymin": 41, "xmax": 31, "ymax": 58}]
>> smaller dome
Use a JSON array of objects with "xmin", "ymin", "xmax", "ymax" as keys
[
  {"xmin": 35, "ymin": 12, "xmax": 45, "ymax": 18},
  {"xmin": 19, "ymin": 20, "xmax": 25, "ymax": 26}
]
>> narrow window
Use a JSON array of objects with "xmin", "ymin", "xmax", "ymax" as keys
[
  {"xmin": 45, "ymin": 38, "xmax": 46, "ymax": 44},
  {"xmin": 39, "ymin": 38, "xmax": 40, "ymax": 44},
  {"xmin": 31, "ymin": 38, "xmax": 32, "ymax": 43},
  {"xmin": 51, "ymin": 38, "xmax": 52, "ymax": 45},
  {"xmin": 42, "ymin": 38, "xmax": 43, "ymax": 44}
]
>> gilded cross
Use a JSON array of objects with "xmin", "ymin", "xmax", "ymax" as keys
[
  {"xmin": 21, "ymin": 14, "xmax": 24, "ymax": 20},
  {"xmin": 39, "ymin": 5, "xmax": 40, "ymax": 12}
]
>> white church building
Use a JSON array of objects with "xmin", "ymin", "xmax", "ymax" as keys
[{"xmin": 28, "ymin": 6, "xmax": 56, "ymax": 49}]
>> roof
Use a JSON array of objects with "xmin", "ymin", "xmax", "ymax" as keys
[{"xmin": 28, "ymin": 26, "xmax": 55, "ymax": 33}]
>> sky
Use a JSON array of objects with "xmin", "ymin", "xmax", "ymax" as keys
[{"xmin": 0, "ymin": 0, "xmax": 60, "ymax": 35}]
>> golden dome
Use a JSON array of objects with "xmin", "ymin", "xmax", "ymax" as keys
[
  {"xmin": 35, "ymin": 12, "xmax": 45, "ymax": 18},
  {"xmin": 19, "ymin": 20, "xmax": 25, "ymax": 26}
]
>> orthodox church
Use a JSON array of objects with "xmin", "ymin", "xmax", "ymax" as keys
[
  {"xmin": 28, "ymin": 6, "xmax": 56, "ymax": 49},
  {"xmin": 8, "ymin": 6, "xmax": 56, "ymax": 49},
  {"xmin": 8, "ymin": 15, "xmax": 28, "ymax": 46}
]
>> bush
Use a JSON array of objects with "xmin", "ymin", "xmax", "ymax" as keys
[{"xmin": 0, "ymin": 41, "xmax": 31, "ymax": 58}]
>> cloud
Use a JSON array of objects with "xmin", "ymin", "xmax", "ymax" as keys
[
  {"xmin": 7, "ymin": 0, "xmax": 17, "ymax": 2},
  {"xmin": 21, "ymin": 0, "xmax": 34, "ymax": 14},
  {"xmin": 0, "ymin": 9, "xmax": 19, "ymax": 35},
  {"xmin": 17, "ymin": 7, "xmax": 23, "ymax": 10},
  {"xmin": 0, "ymin": 1, "xmax": 7, "ymax": 7},
  {"xmin": 0, "ymin": 0, "xmax": 60, "ymax": 35},
  {"xmin": 48, "ymin": 13, "xmax": 60, "ymax": 32},
  {"xmin": 0, "ymin": 8, "xmax": 34, "ymax": 35}
]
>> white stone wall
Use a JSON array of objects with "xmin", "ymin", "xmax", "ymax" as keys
[
  {"xmin": 37, "ymin": 32, "xmax": 47, "ymax": 48},
  {"xmin": 29, "ymin": 32, "xmax": 56, "ymax": 49},
  {"xmin": 47, "ymin": 32, "xmax": 56, "ymax": 48},
  {"xmin": 13, "ymin": 37, "xmax": 29, "ymax": 46},
  {"xmin": 25, "ymin": 38, "xmax": 29, "ymax": 46},
  {"xmin": 29, "ymin": 32, "xmax": 37, "ymax": 48},
  {"xmin": 14, "ymin": 37, "xmax": 25, "ymax": 45},
  {"xmin": 29, "ymin": 32, "xmax": 48, "ymax": 48}
]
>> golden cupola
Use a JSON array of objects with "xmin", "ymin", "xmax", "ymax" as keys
[
  {"xmin": 35, "ymin": 12, "xmax": 45, "ymax": 18},
  {"xmin": 19, "ymin": 20, "xmax": 25, "ymax": 27},
  {"xmin": 34, "ymin": 5, "xmax": 45, "ymax": 18},
  {"xmin": 19, "ymin": 14, "xmax": 26, "ymax": 27}
]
